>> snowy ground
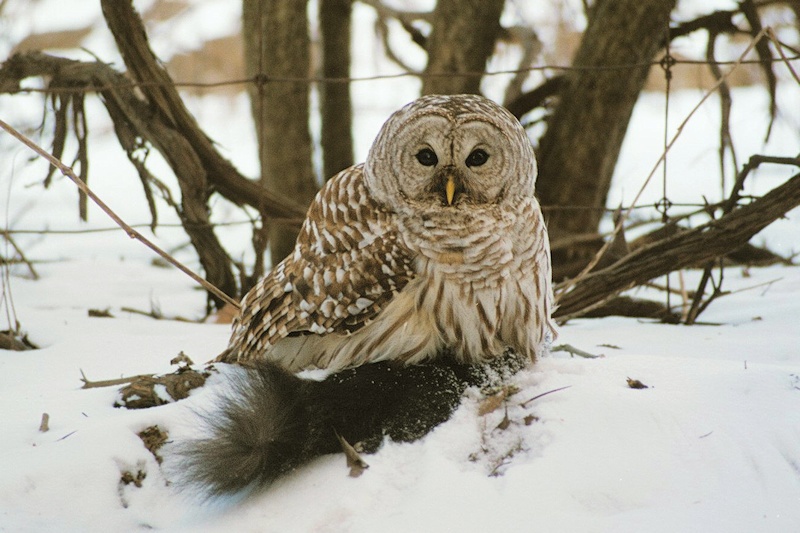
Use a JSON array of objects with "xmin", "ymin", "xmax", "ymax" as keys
[
  {"xmin": 3, "ymin": 1, "xmax": 800, "ymax": 531},
  {"xmin": 2, "ymin": 259, "xmax": 800, "ymax": 532}
]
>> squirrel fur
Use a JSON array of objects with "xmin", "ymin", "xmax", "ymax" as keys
[{"xmin": 174, "ymin": 352, "xmax": 526, "ymax": 497}]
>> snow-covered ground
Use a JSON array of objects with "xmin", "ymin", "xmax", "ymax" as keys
[
  {"xmin": 2, "ymin": 259, "xmax": 800, "ymax": 532},
  {"xmin": 2, "ymin": 1, "xmax": 800, "ymax": 531}
]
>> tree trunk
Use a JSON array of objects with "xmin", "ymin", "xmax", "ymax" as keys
[
  {"xmin": 320, "ymin": 0, "xmax": 354, "ymax": 179},
  {"xmin": 421, "ymin": 0, "xmax": 505, "ymax": 95},
  {"xmin": 535, "ymin": 0, "xmax": 676, "ymax": 257},
  {"xmin": 243, "ymin": 0, "xmax": 317, "ymax": 265}
]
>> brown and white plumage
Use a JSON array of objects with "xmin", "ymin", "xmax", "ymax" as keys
[{"xmin": 222, "ymin": 94, "xmax": 557, "ymax": 371}]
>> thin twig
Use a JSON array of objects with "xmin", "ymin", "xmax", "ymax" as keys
[
  {"xmin": 79, "ymin": 369, "xmax": 154, "ymax": 389},
  {"xmin": 520, "ymin": 385, "xmax": 572, "ymax": 408},
  {"xmin": 678, "ymin": 270, "xmax": 690, "ymax": 323},
  {"xmin": 685, "ymin": 154, "xmax": 800, "ymax": 323},
  {"xmin": 706, "ymin": 29, "xmax": 738, "ymax": 196},
  {"xmin": 686, "ymin": 262, "xmax": 716, "ymax": 324},
  {"xmin": 120, "ymin": 306, "xmax": 193, "ymax": 322},
  {"xmin": 0, "ymin": 118, "xmax": 241, "ymax": 311},
  {"xmin": 1, "ymin": 229, "xmax": 39, "ymax": 279},
  {"xmin": 726, "ymin": 276, "xmax": 782, "ymax": 298},
  {"xmin": 766, "ymin": 28, "xmax": 800, "ymax": 86},
  {"xmin": 551, "ymin": 344, "xmax": 601, "ymax": 359},
  {"xmin": 723, "ymin": 155, "xmax": 800, "ymax": 215},
  {"xmin": 644, "ymin": 279, "xmax": 694, "ymax": 298},
  {"xmin": 693, "ymin": 263, "xmax": 728, "ymax": 319}
]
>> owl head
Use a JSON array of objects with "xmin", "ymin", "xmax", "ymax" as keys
[{"xmin": 365, "ymin": 94, "xmax": 537, "ymax": 213}]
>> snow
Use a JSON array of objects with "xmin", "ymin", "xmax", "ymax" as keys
[
  {"xmin": 2, "ymin": 261, "xmax": 800, "ymax": 532},
  {"xmin": 2, "ymin": 1, "xmax": 800, "ymax": 531}
]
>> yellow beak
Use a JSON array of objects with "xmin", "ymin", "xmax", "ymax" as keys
[{"xmin": 445, "ymin": 175, "xmax": 456, "ymax": 205}]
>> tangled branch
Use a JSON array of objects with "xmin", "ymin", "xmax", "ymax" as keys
[
  {"xmin": 555, "ymin": 169, "xmax": 800, "ymax": 320},
  {"xmin": 0, "ymin": 117, "xmax": 241, "ymax": 310}
]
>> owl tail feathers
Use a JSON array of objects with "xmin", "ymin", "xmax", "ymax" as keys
[{"xmin": 172, "ymin": 362, "xmax": 311, "ymax": 498}]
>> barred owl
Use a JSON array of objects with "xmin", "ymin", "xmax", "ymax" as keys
[{"xmin": 221, "ymin": 94, "xmax": 556, "ymax": 371}]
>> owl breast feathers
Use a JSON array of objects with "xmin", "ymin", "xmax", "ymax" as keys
[{"xmin": 221, "ymin": 94, "xmax": 557, "ymax": 371}]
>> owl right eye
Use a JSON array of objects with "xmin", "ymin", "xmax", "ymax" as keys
[{"xmin": 415, "ymin": 148, "xmax": 438, "ymax": 167}]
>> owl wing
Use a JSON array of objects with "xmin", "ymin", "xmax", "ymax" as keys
[{"xmin": 225, "ymin": 165, "xmax": 416, "ymax": 363}]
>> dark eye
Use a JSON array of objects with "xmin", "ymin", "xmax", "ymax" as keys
[
  {"xmin": 466, "ymin": 149, "xmax": 489, "ymax": 167},
  {"xmin": 415, "ymin": 148, "xmax": 438, "ymax": 167}
]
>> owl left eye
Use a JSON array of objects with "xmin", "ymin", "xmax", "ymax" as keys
[
  {"xmin": 465, "ymin": 149, "xmax": 489, "ymax": 167},
  {"xmin": 415, "ymin": 148, "xmax": 438, "ymax": 167}
]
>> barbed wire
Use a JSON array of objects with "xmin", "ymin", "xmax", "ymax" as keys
[
  {"xmin": 1, "ymin": 199, "xmax": 758, "ymax": 238},
  {"xmin": 5, "ymin": 54, "xmax": 799, "ymax": 96}
]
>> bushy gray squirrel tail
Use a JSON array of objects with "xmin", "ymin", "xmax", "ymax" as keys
[
  {"xmin": 174, "ymin": 353, "xmax": 527, "ymax": 497},
  {"xmin": 174, "ymin": 363, "xmax": 310, "ymax": 496}
]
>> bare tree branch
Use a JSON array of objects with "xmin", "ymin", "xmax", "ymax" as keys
[
  {"xmin": 669, "ymin": 10, "xmax": 739, "ymax": 41},
  {"xmin": 0, "ymin": 116, "xmax": 241, "ymax": 310},
  {"xmin": 555, "ymin": 171, "xmax": 800, "ymax": 320},
  {"xmin": 706, "ymin": 31, "xmax": 738, "ymax": 194},
  {"xmin": 360, "ymin": 0, "xmax": 431, "ymax": 50},
  {"xmin": 501, "ymin": 25, "xmax": 543, "ymax": 106},
  {"xmin": 504, "ymin": 76, "xmax": 564, "ymax": 119},
  {"xmin": 740, "ymin": 0, "xmax": 778, "ymax": 139}
]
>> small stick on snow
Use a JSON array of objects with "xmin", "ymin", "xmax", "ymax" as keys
[
  {"xmin": 552, "ymin": 344, "xmax": 601, "ymax": 359},
  {"xmin": 79, "ymin": 369, "xmax": 153, "ymax": 389},
  {"xmin": 520, "ymin": 386, "xmax": 572, "ymax": 408},
  {"xmin": 39, "ymin": 412, "xmax": 50, "ymax": 432}
]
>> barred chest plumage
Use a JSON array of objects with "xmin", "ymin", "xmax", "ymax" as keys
[
  {"xmin": 263, "ymin": 194, "xmax": 554, "ymax": 371},
  {"xmin": 383, "ymin": 197, "xmax": 553, "ymax": 365}
]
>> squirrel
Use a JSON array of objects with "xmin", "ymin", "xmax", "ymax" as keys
[{"xmin": 172, "ymin": 351, "xmax": 527, "ymax": 497}]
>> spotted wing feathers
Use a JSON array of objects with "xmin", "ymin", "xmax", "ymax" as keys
[{"xmin": 224, "ymin": 165, "xmax": 414, "ymax": 364}]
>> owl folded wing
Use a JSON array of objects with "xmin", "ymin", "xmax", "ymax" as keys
[{"xmin": 224, "ymin": 165, "xmax": 416, "ymax": 363}]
